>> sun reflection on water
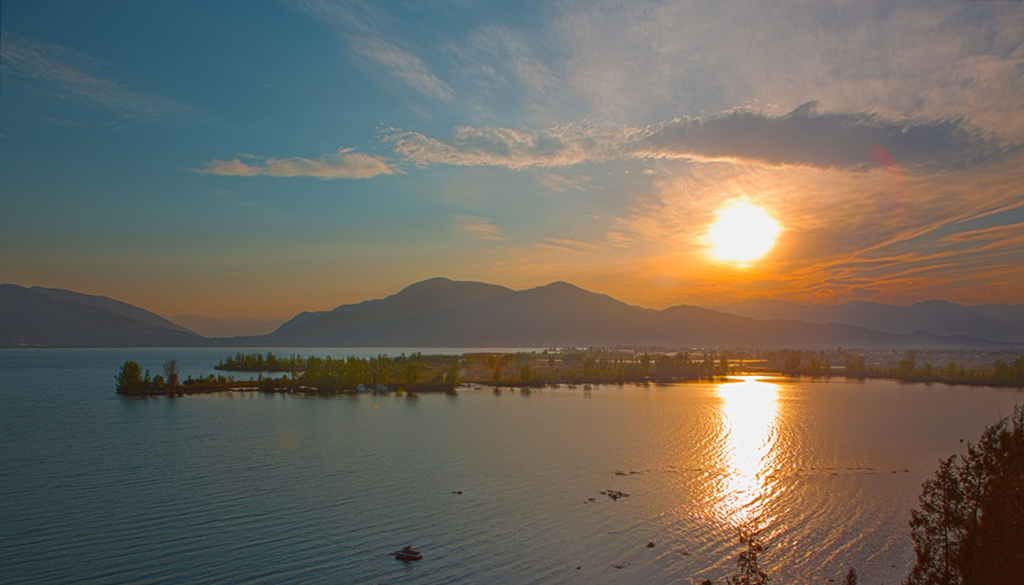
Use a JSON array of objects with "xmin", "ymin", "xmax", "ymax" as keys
[{"xmin": 709, "ymin": 376, "xmax": 782, "ymax": 527}]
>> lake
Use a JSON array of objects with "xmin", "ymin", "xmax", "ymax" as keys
[{"xmin": 1, "ymin": 348, "xmax": 1020, "ymax": 584}]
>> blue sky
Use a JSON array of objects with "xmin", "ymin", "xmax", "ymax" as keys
[{"xmin": 2, "ymin": 0, "xmax": 1023, "ymax": 318}]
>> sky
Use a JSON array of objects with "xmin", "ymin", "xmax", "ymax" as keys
[{"xmin": 2, "ymin": 0, "xmax": 1023, "ymax": 319}]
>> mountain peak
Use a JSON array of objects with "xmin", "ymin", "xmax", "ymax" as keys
[
  {"xmin": 396, "ymin": 277, "xmax": 458, "ymax": 294},
  {"xmin": 539, "ymin": 281, "xmax": 583, "ymax": 291},
  {"xmin": 912, "ymin": 299, "xmax": 960, "ymax": 308}
]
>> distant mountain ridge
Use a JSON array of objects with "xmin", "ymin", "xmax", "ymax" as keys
[
  {"xmin": 710, "ymin": 298, "xmax": 1024, "ymax": 343},
  {"xmin": 29, "ymin": 286, "xmax": 194, "ymax": 334},
  {"xmin": 3, "ymin": 279, "xmax": 1019, "ymax": 348},
  {"xmin": 272, "ymin": 277, "xmax": 513, "ymax": 343},
  {"xmin": 0, "ymin": 284, "xmax": 203, "ymax": 347},
  {"xmin": 255, "ymin": 278, "xmax": 1010, "ymax": 349},
  {"xmin": 168, "ymin": 315, "xmax": 285, "ymax": 338}
]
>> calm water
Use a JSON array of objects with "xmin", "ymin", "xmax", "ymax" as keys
[{"xmin": 1, "ymin": 348, "xmax": 1021, "ymax": 584}]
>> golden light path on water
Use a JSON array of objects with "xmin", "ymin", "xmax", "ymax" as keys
[{"xmin": 707, "ymin": 376, "xmax": 782, "ymax": 529}]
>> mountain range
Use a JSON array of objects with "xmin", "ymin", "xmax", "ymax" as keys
[
  {"xmin": 167, "ymin": 315, "xmax": 286, "ymax": 338},
  {"xmin": 0, "ymin": 284, "xmax": 203, "ymax": 347},
  {"xmin": 251, "ymin": 278, "xmax": 1018, "ymax": 348},
  {"xmin": 2, "ymin": 279, "xmax": 1022, "ymax": 348},
  {"xmin": 710, "ymin": 298, "xmax": 1024, "ymax": 343}
]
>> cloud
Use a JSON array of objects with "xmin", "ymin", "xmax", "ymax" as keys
[
  {"xmin": 637, "ymin": 102, "xmax": 1018, "ymax": 171},
  {"xmin": 605, "ymin": 231, "xmax": 633, "ymax": 248},
  {"xmin": 385, "ymin": 122, "xmax": 641, "ymax": 169},
  {"xmin": 440, "ymin": 23, "xmax": 571, "ymax": 124},
  {"xmin": 536, "ymin": 173, "xmax": 594, "ymax": 192},
  {"xmin": 551, "ymin": 1, "xmax": 1024, "ymax": 137},
  {"xmin": 385, "ymin": 103, "xmax": 1017, "ymax": 172},
  {"xmin": 824, "ymin": 278, "xmax": 874, "ymax": 286},
  {"xmin": 194, "ymin": 147, "xmax": 397, "ymax": 179},
  {"xmin": 540, "ymin": 237, "xmax": 596, "ymax": 252},
  {"xmin": 938, "ymin": 222, "xmax": 1024, "ymax": 244},
  {"xmin": 288, "ymin": 0, "xmax": 454, "ymax": 101},
  {"xmin": 601, "ymin": 150, "xmax": 1024, "ymax": 305},
  {"xmin": 0, "ymin": 36, "xmax": 183, "ymax": 118},
  {"xmin": 452, "ymin": 215, "xmax": 504, "ymax": 241}
]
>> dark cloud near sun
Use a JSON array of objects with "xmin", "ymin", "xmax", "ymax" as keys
[
  {"xmin": 638, "ymin": 101, "xmax": 1019, "ymax": 171},
  {"xmin": 387, "ymin": 102, "xmax": 1018, "ymax": 173}
]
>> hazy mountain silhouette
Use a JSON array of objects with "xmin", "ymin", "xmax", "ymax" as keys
[
  {"xmin": 0, "ymin": 284, "xmax": 203, "ymax": 347},
  {"xmin": 4, "ymin": 278, "xmax": 1014, "ymax": 348},
  {"xmin": 168, "ymin": 315, "xmax": 285, "ymax": 338},
  {"xmin": 258, "ymin": 278, "xmax": 1006, "ymax": 348},
  {"xmin": 712, "ymin": 298, "xmax": 1024, "ymax": 342},
  {"xmin": 29, "ymin": 286, "xmax": 194, "ymax": 334},
  {"xmin": 968, "ymin": 304, "xmax": 1024, "ymax": 336},
  {"xmin": 269, "ymin": 277, "xmax": 514, "ymax": 345}
]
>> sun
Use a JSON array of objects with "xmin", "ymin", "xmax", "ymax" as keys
[{"xmin": 708, "ymin": 201, "xmax": 780, "ymax": 264}]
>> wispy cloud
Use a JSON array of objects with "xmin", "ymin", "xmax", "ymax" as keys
[
  {"xmin": 194, "ymin": 147, "xmax": 397, "ymax": 179},
  {"xmin": 288, "ymin": 0, "xmax": 454, "ymax": 101},
  {"xmin": 552, "ymin": 1, "xmax": 1024, "ymax": 138},
  {"xmin": 938, "ymin": 222, "xmax": 1024, "ymax": 245},
  {"xmin": 0, "ymin": 36, "xmax": 183, "ymax": 118},
  {"xmin": 452, "ymin": 214, "xmax": 504, "ymax": 241},
  {"xmin": 598, "ymin": 150, "xmax": 1024, "ymax": 306},
  {"xmin": 385, "ymin": 122, "xmax": 641, "ymax": 169},
  {"xmin": 441, "ymin": 23, "xmax": 570, "ymax": 123},
  {"xmin": 539, "ymin": 237, "xmax": 596, "ymax": 252},
  {"xmin": 536, "ymin": 173, "xmax": 594, "ymax": 192},
  {"xmin": 385, "ymin": 103, "xmax": 1017, "ymax": 172}
]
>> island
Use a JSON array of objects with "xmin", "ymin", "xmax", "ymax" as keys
[{"xmin": 115, "ymin": 348, "xmax": 1024, "ymax": 397}]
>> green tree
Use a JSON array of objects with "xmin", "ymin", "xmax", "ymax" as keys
[
  {"xmin": 908, "ymin": 456, "xmax": 965, "ymax": 585},
  {"xmin": 115, "ymin": 360, "xmax": 144, "ymax": 394},
  {"xmin": 163, "ymin": 359, "xmax": 179, "ymax": 388},
  {"xmin": 783, "ymin": 352, "xmax": 801, "ymax": 376},
  {"xmin": 520, "ymin": 363, "xmax": 533, "ymax": 385},
  {"xmin": 897, "ymin": 352, "xmax": 918, "ymax": 378},
  {"xmin": 443, "ymin": 359, "xmax": 460, "ymax": 388},
  {"xmin": 906, "ymin": 406, "xmax": 1024, "ymax": 585},
  {"xmin": 845, "ymin": 354, "xmax": 866, "ymax": 377}
]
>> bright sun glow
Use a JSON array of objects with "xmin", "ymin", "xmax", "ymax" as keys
[{"xmin": 709, "ymin": 202, "xmax": 780, "ymax": 263}]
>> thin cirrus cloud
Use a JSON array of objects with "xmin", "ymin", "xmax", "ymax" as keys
[
  {"xmin": 536, "ymin": 173, "xmax": 595, "ymax": 193},
  {"xmin": 0, "ymin": 36, "xmax": 183, "ymax": 118},
  {"xmin": 551, "ymin": 0, "xmax": 1024, "ymax": 138},
  {"xmin": 385, "ymin": 123, "xmax": 643, "ymax": 169},
  {"xmin": 385, "ymin": 102, "xmax": 1018, "ymax": 173},
  {"xmin": 287, "ymin": 0, "xmax": 454, "ymax": 102},
  {"xmin": 194, "ymin": 148, "xmax": 397, "ymax": 180},
  {"xmin": 452, "ymin": 215, "xmax": 504, "ymax": 241}
]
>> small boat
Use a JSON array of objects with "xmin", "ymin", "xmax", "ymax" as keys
[{"xmin": 389, "ymin": 545, "xmax": 423, "ymax": 561}]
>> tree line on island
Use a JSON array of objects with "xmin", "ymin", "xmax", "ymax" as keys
[
  {"xmin": 115, "ymin": 359, "xmax": 182, "ymax": 396},
  {"xmin": 116, "ymin": 353, "xmax": 461, "ymax": 396},
  {"xmin": 116, "ymin": 350, "xmax": 731, "ymax": 396},
  {"xmin": 116, "ymin": 350, "xmax": 727, "ymax": 396},
  {"xmin": 762, "ymin": 350, "xmax": 1024, "ymax": 387},
  {"xmin": 117, "ymin": 348, "xmax": 1024, "ymax": 397},
  {"xmin": 213, "ymin": 349, "xmax": 729, "ymax": 389}
]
